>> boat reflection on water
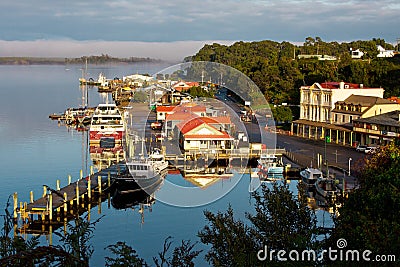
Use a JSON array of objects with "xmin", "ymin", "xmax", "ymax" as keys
[
  {"xmin": 111, "ymin": 169, "xmax": 165, "ymax": 224},
  {"xmin": 111, "ymin": 177, "xmax": 163, "ymax": 210},
  {"xmin": 89, "ymin": 134, "xmax": 125, "ymax": 171}
]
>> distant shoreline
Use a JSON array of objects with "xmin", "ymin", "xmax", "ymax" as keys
[{"xmin": 0, "ymin": 56, "xmax": 163, "ymax": 65}]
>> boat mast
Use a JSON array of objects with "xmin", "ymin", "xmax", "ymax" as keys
[
  {"xmin": 85, "ymin": 58, "xmax": 89, "ymax": 108},
  {"xmin": 81, "ymin": 57, "xmax": 89, "ymax": 108}
]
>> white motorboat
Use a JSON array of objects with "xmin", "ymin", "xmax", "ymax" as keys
[
  {"xmin": 257, "ymin": 154, "xmax": 284, "ymax": 179},
  {"xmin": 126, "ymin": 149, "xmax": 169, "ymax": 180},
  {"xmin": 300, "ymin": 167, "xmax": 324, "ymax": 188},
  {"xmin": 89, "ymin": 103, "xmax": 124, "ymax": 146}
]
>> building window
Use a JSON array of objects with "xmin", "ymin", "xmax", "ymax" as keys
[
  {"xmin": 335, "ymin": 114, "xmax": 338, "ymax": 122},
  {"xmin": 342, "ymin": 115, "xmax": 345, "ymax": 123},
  {"xmin": 349, "ymin": 116, "xmax": 352, "ymax": 123}
]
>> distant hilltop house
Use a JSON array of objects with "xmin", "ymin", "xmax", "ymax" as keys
[
  {"xmin": 297, "ymin": 54, "xmax": 337, "ymax": 61},
  {"xmin": 376, "ymin": 45, "xmax": 396, "ymax": 58},
  {"xmin": 350, "ymin": 48, "xmax": 364, "ymax": 59},
  {"xmin": 350, "ymin": 45, "xmax": 396, "ymax": 59}
]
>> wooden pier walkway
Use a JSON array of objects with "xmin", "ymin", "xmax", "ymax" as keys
[{"xmin": 14, "ymin": 163, "xmax": 127, "ymax": 234}]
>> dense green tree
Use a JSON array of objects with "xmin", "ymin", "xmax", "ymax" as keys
[
  {"xmin": 192, "ymin": 38, "xmax": 400, "ymax": 108},
  {"xmin": 271, "ymin": 105, "xmax": 293, "ymax": 123},
  {"xmin": 132, "ymin": 91, "xmax": 148, "ymax": 103},
  {"xmin": 198, "ymin": 183, "xmax": 319, "ymax": 266},
  {"xmin": 328, "ymin": 143, "xmax": 400, "ymax": 265},
  {"xmin": 187, "ymin": 86, "xmax": 214, "ymax": 98},
  {"xmin": 105, "ymin": 241, "xmax": 147, "ymax": 267}
]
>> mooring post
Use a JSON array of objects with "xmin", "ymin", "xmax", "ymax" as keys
[
  {"xmin": 56, "ymin": 179, "xmax": 60, "ymax": 191},
  {"xmin": 43, "ymin": 185, "xmax": 47, "ymax": 198},
  {"xmin": 90, "ymin": 166, "xmax": 93, "ymax": 175},
  {"xmin": 13, "ymin": 192, "xmax": 18, "ymax": 221},
  {"xmin": 88, "ymin": 203, "xmax": 91, "ymax": 221},
  {"xmin": 108, "ymin": 172, "xmax": 111, "ymax": 188},
  {"xmin": 49, "ymin": 193, "xmax": 53, "ymax": 221},
  {"xmin": 63, "ymin": 192, "xmax": 68, "ymax": 214},
  {"xmin": 76, "ymin": 183, "xmax": 79, "ymax": 206},
  {"xmin": 30, "ymin": 191, "xmax": 34, "ymax": 204},
  {"xmin": 68, "ymin": 175, "xmax": 71, "ymax": 185},
  {"xmin": 117, "ymin": 152, "xmax": 120, "ymax": 163},
  {"xmin": 88, "ymin": 179, "xmax": 91, "ymax": 199},
  {"xmin": 98, "ymin": 176, "xmax": 102, "ymax": 194},
  {"xmin": 49, "ymin": 225, "xmax": 53, "ymax": 246}
]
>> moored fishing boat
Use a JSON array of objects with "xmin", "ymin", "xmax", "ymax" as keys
[
  {"xmin": 257, "ymin": 154, "xmax": 284, "ymax": 179},
  {"xmin": 126, "ymin": 149, "xmax": 169, "ymax": 179},
  {"xmin": 314, "ymin": 177, "xmax": 339, "ymax": 199},
  {"xmin": 300, "ymin": 167, "xmax": 324, "ymax": 188}
]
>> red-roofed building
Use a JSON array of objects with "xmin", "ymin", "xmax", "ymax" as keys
[
  {"xmin": 173, "ymin": 81, "xmax": 200, "ymax": 92},
  {"xmin": 387, "ymin": 96, "xmax": 400, "ymax": 104},
  {"xmin": 163, "ymin": 103, "xmax": 208, "ymax": 136},
  {"xmin": 176, "ymin": 117, "xmax": 233, "ymax": 152},
  {"xmin": 156, "ymin": 106, "xmax": 175, "ymax": 121}
]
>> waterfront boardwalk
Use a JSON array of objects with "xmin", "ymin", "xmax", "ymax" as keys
[{"xmin": 14, "ymin": 163, "xmax": 127, "ymax": 234}]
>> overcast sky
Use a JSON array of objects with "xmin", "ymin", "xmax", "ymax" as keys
[{"xmin": 0, "ymin": 0, "xmax": 399, "ymax": 61}]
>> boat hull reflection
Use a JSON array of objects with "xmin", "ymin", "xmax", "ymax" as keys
[{"xmin": 112, "ymin": 169, "xmax": 165, "ymax": 210}]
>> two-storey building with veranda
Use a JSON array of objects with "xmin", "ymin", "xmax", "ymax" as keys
[
  {"xmin": 293, "ymin": 82, "xmax": 384, "ymax": 146},
  {"xmin": 299, "ymin": 82, "xmax": 384, "ymax": 123}
]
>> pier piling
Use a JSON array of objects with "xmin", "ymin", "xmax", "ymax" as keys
[
  {"xmin": 56, "ymin": 179, "xmax": 60, "ymax": 191},
  {"xmin": 76, "ymin": 183, "xmax": 79, "ymax": 206},
  {"xmin": 43, "ymin": 185, "xmax": 47, "ymax": 198},
  {"xmin": 30, "ymin": 191, "xmax": 34, "ymax": 204},
  {"xmin": 98, "ymin": 176, "xmax": 102, "ymax": 194},
  {"xmin": 13, "ymin": 192, "xmax": 18, "ymax": 220},
  {"xmin": 49, "ymin": 193, "xmax": 53, "ymax": 221},
  {"xmin": 88, "ymin": 179, "xmax": 91, "ymax": 199},
  {"xmin": 63, "ymin": 192, "xmax": 68, "ymax": 214}
]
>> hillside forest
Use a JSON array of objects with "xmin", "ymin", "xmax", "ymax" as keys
[{"xmin": 190, "ymin": 37, "xmax": 400, "ymax": 105}]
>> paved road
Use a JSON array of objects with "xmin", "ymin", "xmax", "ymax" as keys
[{"xmin": 276, "ymin": 133, "xmax": 365, "ymax": 173}]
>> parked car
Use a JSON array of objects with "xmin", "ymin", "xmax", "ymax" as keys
[
  {"xmin": 356, "ymin": 145, "xmax": 367, "ymax": 152},
  {"xmin": 364, "ymin": 146, "xmax": 378, "ymax": 154},
  {"xmin": 155, "ymin": 133, "xmax": 165, "ymax": 142},
  {"xmin": 151, "ymin": 121, "xmax": 162, "ymax": 130}
]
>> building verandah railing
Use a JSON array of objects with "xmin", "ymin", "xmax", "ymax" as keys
[{"xmin": 291, "ymin": 119, "xmax": 356, "ymax": 147}]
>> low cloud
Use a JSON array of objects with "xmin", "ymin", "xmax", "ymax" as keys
[
  {"xmin": 0, "ymin": 40, "xmax": 236, "ymax": 61},
  {"xmin": 0, "ymin": 0, "xmax": 398, "ymax": 42}
]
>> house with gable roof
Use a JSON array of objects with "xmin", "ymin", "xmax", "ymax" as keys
[
  {"xmin": 176, "ymin": 117, "xmax": 234, "ymax": 153},
  {"xmin": 331, "ymin": 94, "xmax": 400, "ymax": 125}
]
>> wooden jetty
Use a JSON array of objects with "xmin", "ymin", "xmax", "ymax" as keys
[{"xmin": 13, "ymin": 163, "xmax": 127, "ymax": 236}]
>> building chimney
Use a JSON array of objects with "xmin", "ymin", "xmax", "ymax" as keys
[
  {"xmin": 360, "ymin": 84, "xmax": 363, "ymax": 88},
  {"xmin": 340, "ymin": 81, "xmax": 345, "ymax": 89}
]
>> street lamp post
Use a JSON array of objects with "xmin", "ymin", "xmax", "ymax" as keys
[{"xmin": 348, "ymin": 158, "xmax": 352, "ymax": 176}]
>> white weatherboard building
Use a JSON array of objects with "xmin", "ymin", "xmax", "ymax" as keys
[{"xmin": 299, "ymin": 82, "xmax": 384, "ymax": 123}]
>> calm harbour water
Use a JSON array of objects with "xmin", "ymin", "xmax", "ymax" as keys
[{"xmin": 0, "ymin": 63, "xmax": 329, "ymax": 266}]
